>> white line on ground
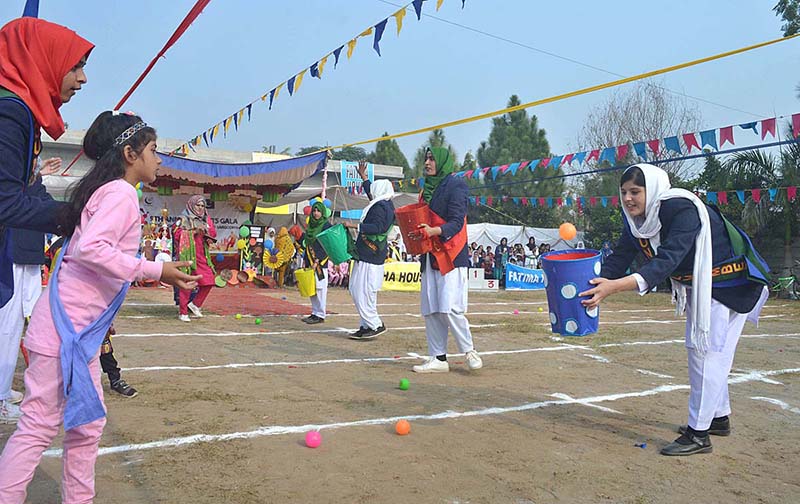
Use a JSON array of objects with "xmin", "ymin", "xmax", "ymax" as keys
[
  {"xmin": 550, "ymin": 392, "xmax": 621, "ymax": 414},
  {"xmin": 636, "ymin": 369, "xmax": 674, "ymax": 379},
  {"xmin": 582, "ymin": 354, "xmax": 611, "ymax": 363},
  {"xmin": 42, "ymin": 367, "xmax": 800, "ymax": 458},
  {"xmin": 749, "ymin": 396, "xmax": 800, "ymax": 414},
  {"xmin": 113, "ymin": 323, "xmax": 501, "ymax": 338}
]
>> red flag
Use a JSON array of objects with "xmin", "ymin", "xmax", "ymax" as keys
[
  {"xmin": 788, "ymin": 186, "xmax": 797, "ymax": 202},
  {"xmin": 761, "ymin": 118, "xmax": 776, "ymax": 140},
  {"xmin": 482, "ymin": 167, "xmax": 491, "ymax": 175},
  {"xmin": 576, "ymin": 197, "xmax": 582, "ymax": 209},
  {"xmin": 751, "ymin": 189, "xmax": 761, "ymax": 203},
  {"xmin": 486, "ymin": 196, "xmax": 493, "ymax": 206},
  {"xmin": 718, "ymin": 191, "xmax": 728, "ymax": 205},
  {"xmin": 540, "ymin": 158, "xmax": 551, "ymax": 169},
  {"xmin": 556, "ymin": 197, "xmax": 563, "ymax": 207},
  {"xmin": 521, "ymin": 197, "xmax": 528, "ymax": 206},
  {"xmin": 589, "ymin": 196, "xmax": 598, "ymax": 207},
  {"xmin": 465, "ymin": 170, "xmax": 474, "ymax": 179},
  {"xmin": 719, "ymin": 126, "xmax": 735, "ymax": 147},
  {"xmin": 617, "ymin": 145, "xmax": 629, "ymax": 160},
  {"xmin": 646, "ymin": 139, "xmax": 660, "ymax": 156},
  {"xmin": 538, "ymin": 197, "xmax": 546, "ymax": 207},
  {"xmin": 611, "ymin": 196, "xmax": 619, "ymax": 207},
  {"xmin": 587, "ymin": 149, "xmax": 600, "ymax": 162},
  {"xmin": 500, "ymin": 164, "xmax": 510, "ymax": 173},
  {"xmin": 682, "ymin": 133, "xmax": 700, "ymax": 152},
  {"xmin": 793, "ymin": 114, "xmax": 800, "ymax": 138},
  {"xmin": 562, "ymin": 153, "xmax": 575, "ymax": 166},
  {"xmin": 519, "ymin": 161, "xmax": 530, "ymax": 170}
]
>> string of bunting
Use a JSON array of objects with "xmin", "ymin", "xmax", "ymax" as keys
[
  {"xmin": 171, "ymin": 0, "xmax": 467, "ymax": 156},
  {"xmin": 454, "ymin": 113, "xmax": 800, "ymax": 182},
  {"xmin": 468, "ymin": 185, "xmax": 799, "ymax": 209}
]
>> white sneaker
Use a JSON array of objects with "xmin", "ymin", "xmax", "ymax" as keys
[
  {"xmin": 179, "ymin": 314, "xmax": 191, "ymax": 322},
  {"xmin": 466, "ymin": 350, "xmax": 483, "ymax": 370},
  {"xmin": 0, "ymin": 400, "xmax": 21, "ymax": 424},
  {"xmin": 412, "ymin": 357, "xmax": 450, "ymax": 373},
  {"xmin": 187, "ymin": 302, "xmax": 203, "ymax": 318},
  {"xmin": 9, "ymin": 389, "xmax": 23, "ymax": 404}
]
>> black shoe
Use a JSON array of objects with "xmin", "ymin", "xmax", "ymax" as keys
[
  {"xmin": 110, "ymin": 380, "xmax": 138, "ymax": 398},
  {"xmin": 351, "ymin": 325, "xmax": 386, "ymax": 340},
  {"xmin": 678, "ymin": 417, "xmax": 730, "ymax": 437},
  {"xmin": 660, "ymin": 432, "xmax": 712, "ymax": 456},
  {"xmin": 349, "ymin": 327, "xmax": 368, "ymax": 338},
  {"xmin": 302, "ymin": 315, "xmax": 324, "ymax": 324}
]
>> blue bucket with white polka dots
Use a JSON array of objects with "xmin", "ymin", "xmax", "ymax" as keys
[{"xmin": 541, "ymin": 249, "xmax": 602, "ymax": 336}]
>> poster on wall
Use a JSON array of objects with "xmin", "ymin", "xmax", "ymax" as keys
[
  {"xmin": 505, "ymin": 263, "xmax": 546, "ymax": 290},
  {"xmin": 340, "ymin": 161, "xmax": 374, "ymax": 188},
  {"xmin": 139, "ymin": 194, "xmax": 249, "ymax": 253},
  {"xmin": 240, "ymin": 225, "xmax": 267, "ymax": 276}
]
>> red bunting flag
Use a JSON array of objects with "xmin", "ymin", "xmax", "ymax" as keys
[
  {"xmin": 646, "ymin": 139, "xmax": 661, "ymax": 156},
  {"xmin": 793, "ymin": 114, "xmax": 800, "ymax": 138},
  {"xmin": 611, "ymin": 195, "xmax": 619, "ymax": 207},
  {"xmin": 682, "ymin": 133, "xmax": 700, "ymax": 152},
  {"xmin": 482, "ymin": 167, "xmax": 491, "ymax": 175},
  {"xmin": 521, "ymin": 197, "xmax": 528, "ymax": 206},
  {"xmin": 538, "ymin": 197, "xmax": 546, "ymax": 207},
  {"xmin": 540, "ymin": 158, "xmax": 551, "ymax": 169},
  {"xmin": 587, "ymin": 149, "xmax": 600, "ymax": 162},
  {"xmin": 617, "ymin": 145, "xmax": 629, "ymax": 160},
  {"xmin": 562, "ymin": 153, "xmax": 575, "ymax": 166},
  {"xmin": 519, "ymin": 161, "xmax": 530, "ymax": 170},
  {"xmin": 500, "ymin": 164, "xmax": 510, "ymax": 173},
  {"xmin": 718, "ymin": 191, "xmax": 728, "ymax": 205},
  {"xmin": 576, "ymin": 197, "xmax": 582, "ymax": 209},
  {"xmin": 719, "ymin": 126, "xmax": 735, "ymax": 147},
  {"xmin": 556, "ymin": 197, "xmax": 563, "ymax": 207},
  {"xmin": 465, "ymin": 170, "xmax": 474, "ymax": 179},
  {"xmin": 761, "ymin": 118, "xmax": 776, "ymax": 140},
  {"xmin": 589, "ymin": 196, "xmax": 597, "ymax": 207},
  {"xmin": 788, "ymin": 186, "xmax": 797, "ymax": 202},
  {"xmin": 486, "ymin": 196, "xmax": 493, "ymax": 206},
  {"xmin": 751, "ymin": 189, "xmax": 761, "ymax": 203}
]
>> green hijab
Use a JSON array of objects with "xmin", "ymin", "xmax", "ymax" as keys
[
  {"xmin": 304, "ymin": 200, "xmax": 331, "ymax": 246},
  {"xmin": 421, "ymin": 147, "xmax": 454, "ymax": 203}
]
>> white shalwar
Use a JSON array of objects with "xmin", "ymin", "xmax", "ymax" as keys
[
  {"xmin": 0, "ymin": 264, "xmax": 42, "ymax": 401},
  {"xmin": 685, "ymin": 287, "xmax": 768, "ymax": 430},
  {"xmin": 420, "ymin": 256, "xmax": 474, "ymax": 356},
  {"xmin": 310, "ymin": 269, "xmax": 328, "ymax": 319},
  {"xmin": 349, "ymin": 261, "xmax": 384, "ymax": 330}
]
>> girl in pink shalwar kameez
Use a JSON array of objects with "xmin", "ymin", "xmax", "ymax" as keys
[{"xmin": 0, "ymin": 111, "xmax": 199, "ymax": 504}]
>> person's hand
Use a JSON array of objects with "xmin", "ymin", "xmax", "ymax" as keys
[
  {"xmin": 412, "ymin": 223, "xmax": 440, "ymax": 240},
  {"xmin": 343, "ymin": 222, "xmax": 358, "ymax": 230},
  {"xmin": 39, "ymin": 157, "xmax": 62, "ymax": 176},
  {"xmin": 160, "ymin": 261, "xmax": 202, "ymax": 290},
  {"xmin": 579, "ymin": 277, "xmax": 617, "ymax": 309},
  {"xmin": 357, "ymin": 160, "xmax": 368, "ymax": 181}
]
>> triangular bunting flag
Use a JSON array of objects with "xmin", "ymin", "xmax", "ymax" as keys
[
  {"xmin": 562, "ymin": 153, "xmax": 575, "ymax": 166},
  {"xmin": 718, "ymin": 191, "xmax": 728, "ymax": 205},
  {"xmin": 611, "ymin": 195, "xmax": 619, "ymax": 207},
  {"xmin": 599, "ymin": 147, "xmax": 615, "ymax": 165},
  {"xmin": 373, "ymin": 19, "xmax": 388, "ymax": 56},
  {"xmin": 486, "ymin": 196, "xmax": 493, "ymax": 206},
  {"xmin": 437, "ymin": 0, "xmax": 444, "ymax": 10},
  {"xmin": 294, "ymin": 70, "xmax": 306, "ymax": 94},
  {"xmin": 247, "ymin": 104, "xmax": 252, "ymax": 121},
  {"xmin": 546, "ymin": 197, "xmax": 553, "ymax": 208},
  {"xmin": 589, "ymin": 196, "xmax": 597, "ymax": 207},
  {"xmin": 359, "ymin": 27, "xmax": 373, "ymax": 38},
  {"xmin": 699, "ymin": 130, "xmax": 717, "ymax": 151},
  {"xmin": 601, "ymin": 196, "xmax": 608, "ymax": 208},
  {"xmin": 212, "ymin": 124, "xmax": 220, "ymax": 142},
  {"xmin": 556, "ymin": 197, "xmax": 563, "ymax": 207},
  {"xmin": 223, "ymin": 116, "xmax": 232, "ymax": 136},
  {"xmin": 310, "ymin": 61, "xmax": 320, "ymax": 78},
  {"xmin": 538, "ymin": 197, "xmax": 545, "ymax": 207},
  {"xmin": 550, "ymin": 156, "xmax": 563, "ymax": 169},
  {"xmin": 739, "ymin": 122, "xmax": 758, "ymax": 134},
  {"xmin": 616, "ymin": 144, "xmax": 629, "ymax": 161},
  {"xmin": 574, "ymin": 151, "xmax": 587, "ymax": 165},
  {"xmin": 333, "ymin": 46, "xmax": 344, "ymax": 68},
  {"xmin": 412, "ymin": 0, "xmax": 425, "ymax": 19},
  {"xmin": 633, "ymin": 141, "xmax": 647, "ymax": 159},
  {"xmin": 706, "ymin": 192, "xmax": 717, "ymax": 204},
  {"xmin": 491, "ymin": 166, "xmax": 501, "ymax": 180},
  {"xmin": 521, "ymin": 197, "xmax": 528, "ymax": 206},
  {"xmin": 793, "ymin": 114, "xmax": 800, "ymax": 138},
  {"xmin": 788, "ymin": 186, "xmax": 797, "ymax": 202},
  {"xmin": 529, "ymin": 159, "xmax": 540, "ymax": 172},
  {"xmin": 393, "ymin": 8, "xmax": 406, "ymax": 36},
  {"xmin": 735, "ymin": 190, "xmax": 745, "ymax": 204},
  {"xmin": 587, "ymin": 149, "xmax": 600, "ymax": 162},
  {"xmin": 761, "ymin": 118, "xmax": 776, "ymax": 140},
  {"xmin": 540, "ymin": 158, "xmax": 551, "ymax": 170},
  {"xmin": 347, "ymin": 38, "xmax": 357, "ymax": 59},
  {"xmin": 318, "ymin": 56, "xmax": 328, "ymax": 77},
  {"xmin": 682, "ymin": 133, "xmax": 700, "ymax": 152},
  {"xmin": 579, "ymin": 197, "xmax": 586, "ymax": 208},
  {"xmin": 269, "ymin": 84, "xmax": 283, "ymax": 109},
  {"xmin": 769, "ymin": 188, "xmax": 778, "ymax": 201},
  {"xmin": 719, "ymin": 126, "xmax": 734, "ymax": 147},
  {"xmin": 751, "ymin": 189, "xmax": 761, "ymax": 203}
]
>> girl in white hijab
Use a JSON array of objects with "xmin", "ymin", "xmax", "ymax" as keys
[{"xmin": 581, "ymin": 163, "xmax": 768, "ymax": 457}]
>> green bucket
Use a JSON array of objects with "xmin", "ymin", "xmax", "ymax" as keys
[{"xmin": 317, "ymin": 224, "xmax": 352, "ymax": 265}]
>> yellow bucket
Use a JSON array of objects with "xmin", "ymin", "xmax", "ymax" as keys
[{"xmin": 295, "ymin": 268, "xmax": 317, "ymax": 298}]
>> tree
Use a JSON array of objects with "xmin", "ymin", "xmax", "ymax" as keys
[
  {"xmin": 578, "ymin": 80, "xmax": 702, "ymax": 181},
  {"xmin": 294, "ymin": 145, "xmax": 370, "ymax": 161},
  {"xmin": 774, "ymin": 0, "xmax": 800, "ymax": 35},
  {"xmin": 411, "ymin": 129, "xmax": 458, "ymax": 179},
  {"xmin": 295, "ymin": 146, "xmax": 325, "ymax": 156},
  {"xmin": 461, "ymin": 151, "xmax": 477, "ymax": 172},
  {"xmin": 263, "ymin": 145, "xmax": 293, "ymax": 155},
  {"xmin": 467, "ymin": 95, "xmax": 564, "ymax": 228},
  {"xmin": 368, "ymin": 133, "xmax": 410, "ymax": 172}
]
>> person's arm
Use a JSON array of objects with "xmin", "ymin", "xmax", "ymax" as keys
[
  {"xmin": 635, "ymin": 201, "xmax": 701, "ymax": 289},
  {"xmin": 416, "ymin": 178, "xmax": 467, "ymax": 240},
  {"xmin": 206, "ymin": 216, "xmax": 217, "ymax": 239},
  {"xmin": 0, "ymin": 102, "xmax": 64, "ymax": 232},
  {"xmin": 358, "ymin": 204, "xmax": 390, "ymax": 235}
]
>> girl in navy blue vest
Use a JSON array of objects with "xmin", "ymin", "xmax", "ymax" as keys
[{"xmin": 581, "ymin": 164, "xmax": 769, "ymax": 456}]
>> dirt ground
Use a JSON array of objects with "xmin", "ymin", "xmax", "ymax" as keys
[{"xmin": 2, "ymin": 284, "xmax": 799, "ymax": 504}]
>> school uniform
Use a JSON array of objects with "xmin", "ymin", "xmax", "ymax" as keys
[{"xmin": 302, "ymin": 221, "xmax": 331, "ymax": 320}]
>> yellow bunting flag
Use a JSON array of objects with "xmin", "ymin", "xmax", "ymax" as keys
[
  {"xmin": 360, "ymin": 27, "xmax": 373, "ymax": 37},
  {"xmin": 224, "ymin": 116, "xmax": 232, "ymax": 134},
  {"xmin": 318, "ymin": 55, "xmax": 328, "ymax": 77},
  {"xmin": 294, "ymin": 69, "xmax": 306, "ymax": 94},
  {"xmin": 212, "ymin": 124, "xmax": 220, "ymax": 140},
  {"xmin": 274, "ymin": 82, "xmax": 283, "ymax": 101},
  {"xmin": 347, "ymin": 38, "xmax": 357, "ymax": 59},
  {"xmin": 237, "ymin": 109, "xmax": 244, "ymax": 124},
  {"xmin": 393, "ymin": 8, "xmax": 406, "ymax": 36},
  {"xmin": 181, "ymin": 144, "xmax": 189, "ymax": 155},
  {"xmin": 437, "ymin": 0, "xmax": 444, "ymax": 10},
  {"xmin": 260, "ymin": 94, "xmax": 267, "ymax": 101}
]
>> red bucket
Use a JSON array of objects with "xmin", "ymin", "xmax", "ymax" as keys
[{"xmin": 395, "ymin": 202, "xmax": 433, "ymax": 255}]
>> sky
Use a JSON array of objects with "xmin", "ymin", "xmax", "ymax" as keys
[{"xmin": 2, "ymin": 0, "xmax": 798, "ymax": 167}]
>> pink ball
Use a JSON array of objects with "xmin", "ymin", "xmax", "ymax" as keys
[
  {"xmin": 305, "ymin": 431, "xmax": 322, "ymax": 448},
  {"xmin": 513, "ymin": 309, "xmax": 520, "ymax": 315}
]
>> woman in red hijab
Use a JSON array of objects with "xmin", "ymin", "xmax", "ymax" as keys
[{"xmin": 0, "ymin": 17, "xmax": 93, "ymax": 310}]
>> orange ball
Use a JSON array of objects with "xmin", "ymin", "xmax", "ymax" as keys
[
  {"xmin": 395, "ymin": 419, "xmax": 411, "ymax": 436},
  {"xmin": 559, "ymin": 222, "xmax": 577, "ymax": 241}
]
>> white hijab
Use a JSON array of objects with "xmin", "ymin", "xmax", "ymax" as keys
[
  {"xmin": 360, "ymin": 179, "xmax": 395, "ymax": 224},
  {"xmin": 621, "ymin": 164, "xmax": 713, "ymax": 353}
]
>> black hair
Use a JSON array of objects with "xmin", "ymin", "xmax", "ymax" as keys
[
  {"xmin": 620, "ymin": 166, "xmax": 646, "ymax": 187},
  {"xmin": 59, "ymin": 111, "xmax": 157, "ymax": 236}
]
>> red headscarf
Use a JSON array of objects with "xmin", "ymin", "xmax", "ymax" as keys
[{"xmin": 0, "ymin": 18, "xmax": 93, "ymax": 139}]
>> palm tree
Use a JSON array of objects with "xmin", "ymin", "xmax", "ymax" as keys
[{"xmin": 724, "ymin": 135, "xmax": 800, "ymax": 273}]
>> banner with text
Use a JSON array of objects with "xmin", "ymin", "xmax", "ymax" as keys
[
  {"xmin": 381, "ymin": 261, "xmax": 421, "ymax": 292},
  {"xmin": 505, "ymin": 262, "xmax": 546, "ymax": 290}
]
